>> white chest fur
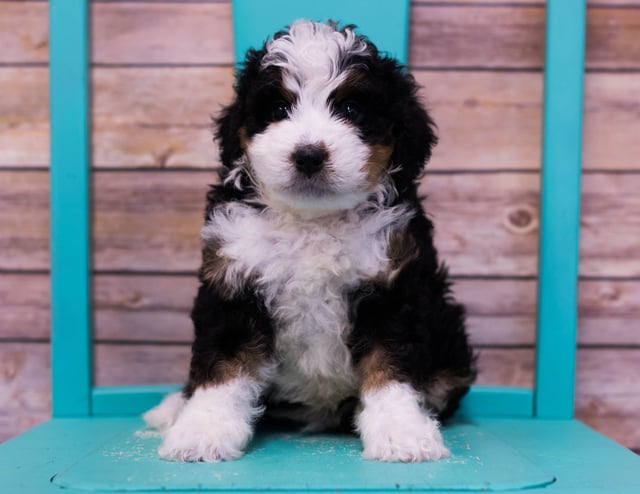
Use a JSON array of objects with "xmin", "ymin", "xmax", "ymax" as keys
[{"xmin": 201, "ymin": 202, "xmax": 412, "ymax": 415}]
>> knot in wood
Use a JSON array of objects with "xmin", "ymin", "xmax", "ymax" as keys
[{"xmin": 503, "ymin": 205, "xmax": 538, "ymax": 235}]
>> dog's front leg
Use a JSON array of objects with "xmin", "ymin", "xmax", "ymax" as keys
[
  {"xmin": 158, "ymin": 374, "xmax": 270, "ymax": 462},
  {"xmin": 156, "ymin": 284, "xmax": 275, "ymax": 462},
  {"xmin": 355, "ymin": 349, "xmax": 450, "ymax": 463}
]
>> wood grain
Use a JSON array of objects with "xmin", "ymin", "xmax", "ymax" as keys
[
  {"xmin": 5, "ymin": 66, "xmax": 640, "ymax": 170},
  {"xmin": 0, "ymin": 171, "xmax": 49, "ymax": 270},
  {"xmin": 91, "ymin": 2, "xmax": 233, "ymax": 66},
  {"xmin": 90, "ymin": 3, "xmax": 640, "ymax": 69},
  {"xmin": 0, "ymin": 343, "xmax": 50, "ymax": 444},
  {"xmin": 0, "ymin": 2, "xmax": 48, "ymax": 64},
  {"xmin": 2, "ymin": 171, "xmax": 640, "ymax": 277},
  {"xmin": 3, "ymin": 274, "xmax": 640, "ymax": 347},
  {"xmin": 3, "ymin": 3, "xmax": 640, "ymax": 69},
  {"xmin": 0, "ymin": 274, "xmax": 49, "ymax": 340},
  {"xmin": 0, "ymin": 67, "xmax": 49, "ymax": 167}
]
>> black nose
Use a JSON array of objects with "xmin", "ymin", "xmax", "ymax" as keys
[{"xmin": 291, "ymin": 144, "xmax": 328, "ymax": 177}]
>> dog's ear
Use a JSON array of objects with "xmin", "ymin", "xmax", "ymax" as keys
[
  {"xmin": 386, "ymin": 65, "xmax": 438, "ymax": 192},
  {"xmin": 214, "ymin": 48, "xmax": 266, "ymax": 168}
]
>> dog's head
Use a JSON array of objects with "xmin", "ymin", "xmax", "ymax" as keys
[{"xmin": 216, "ymin": 20, "xmax": 437, "ymax": 215}]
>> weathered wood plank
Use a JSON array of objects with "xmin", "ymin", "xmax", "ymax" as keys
[
  {"xmin": 0, "ymin": 274, "xmax": 49, "ymax": 340},
  {"xmin": 3, "ymin": 273, "xmax": 640, "ymax": 347},
  {"xmin": 91, "ymin": 171, "xmax": 640, "ymax": 277},
  {"xmin": 580, "ymin": 174, "xmax": 640, "ymax": 277},
  {"xmin": 460, "ymin": 279, "xmax": 640, "ymax": 346},
  {"xmin": 93, "ymin": 275, "xmax": 196, "ymax": 343},
  {"xmin": 5, "ymin": 66, "xmax": 639, "ymax": 170},
  {"xmin": 3, "ymin": 171, "xmax": 640, "ymax": 277},
  {"xmin": 0, "ymin": 67, "xmax": 49, "ymax": 167},
  {"xmin": 0, "ymin": 343, "xmax": 50, "ymax": 443},
  {"xmin": 409, "ymin": 5, "xmax": 545, "ymax": 69},
  {"xmin": 0, "ymin": 171, "xmax": 49, "ymax": 270},
  {"xmin": 91, "ymin": 2, "xmax": 233, "ymax": 65},
  {"xmin": 90, "ymin": 68, "xmax": 545, "ymax": 170},
  {"xmin": 4, "ymin": 3, "xmax": 640, "ymax": 69},
  {"xmin": 91, "ymin": 66, "xmax": 232, "ymax": 168},
  {"xmin": 89, "ymin": 171, "xmax": 543, "ymax": 274},
  {"xmin": 0, "ymin": 2, "xmax": 48, "ymax": 64},
  {"xmin": 89, "ymin": 4, "xmax": 640, "ymax": 69},
  {"xmin": 583, "ymin": 73, "xmax": 640, "ymax": 169}
]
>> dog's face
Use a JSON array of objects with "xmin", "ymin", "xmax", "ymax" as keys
[{"xmin": 217, "ymin": 21, "xmax": 437, "ymax": 215}]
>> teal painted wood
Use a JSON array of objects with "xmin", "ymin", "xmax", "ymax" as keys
[
  {"xmin": 2, "ymin": 417, "xmax": 640, "ymax": 493},
  {"xmin": 93, "ymin": 385, "xmax": 534, "ymax": 419},
  {"xmin": 535, "ymin": 0, "xmax": 586, "ymax": 419},
  {"xmin": 232, "ymin": 0, "xmax": 410, "ymax": 65},
  {"xmin": 52, "ymin": 422, "xmax": 555, "ymax": 491},
  {"xmin": 92, "ymin": 385, "xmax": 182, "ymax": 416},
  {"xmin": 456, "ymin": 386, "xmax": 533, "ymax": 419},
  {"xmin": 49, "ymin": 0, "xmax": 92, "ymax": 417}
]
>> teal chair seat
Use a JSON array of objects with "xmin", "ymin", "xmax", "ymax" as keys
[{"xmin": 1, "ymin": 0, "xmax": 639, "ymax": 492}]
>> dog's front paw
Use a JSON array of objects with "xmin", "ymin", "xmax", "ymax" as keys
[
  {"xmin": 143, "ymin": 391, "xmax": 186, "ymax": 431},
  {"xmin": 360, "ymin": 417, "xmax": 450, "ymax": 462},
  {"xmin": 158, "ymin": 412, "xmax": 251, "ymax": 462},
  {"xmin": 357, "ymin": 382, "xmax": 450, "ymax": 463},
  {"xmin": 157, "ymin": 382, "xmax": 260, "ymax": 462}
]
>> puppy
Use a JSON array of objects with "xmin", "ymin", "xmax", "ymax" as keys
[{"xmin": 144, "ymin": 20, "xmax": 475, "ymax": 463}]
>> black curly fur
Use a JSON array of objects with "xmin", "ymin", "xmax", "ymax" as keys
[{"xmin": 187, "ymin": 22, "xmax": 475, "ymax": 426}]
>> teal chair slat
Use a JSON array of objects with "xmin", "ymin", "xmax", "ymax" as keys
[
  {"xmin": 49, "ymin": 0, "xmax": 92, "ymax": 418},
  {"xmin": 91, "ymin": 385, "xmax": 534, "ymax": 418},
  {"xmin": 232, "ymin": 0, "xmax": 410, "ymax": 65},
  {"xmin": 535, "ymin": 0, "xmax": 586, "ymax": 419}
]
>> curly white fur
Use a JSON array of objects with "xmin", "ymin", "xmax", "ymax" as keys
[
  {"xmin": 357, "ymin": 381, "xmax": 450, "ymax": 462},
  {"xmin": 155, "ymin": 377, "xmax": 265, "ymax": 462}
]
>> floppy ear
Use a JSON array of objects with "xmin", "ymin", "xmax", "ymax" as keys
[
  {"xmin": 387, "ymin": 67, "xmax": 438, "ymax": 192},
  {"xmin": 214, "ymin": 48, "xmax": 266, "ymax": 168}
]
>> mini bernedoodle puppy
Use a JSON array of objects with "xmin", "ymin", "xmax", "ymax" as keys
[{"xmin": 144, "ymin": 20, "xmax": 476, "ymax": 463}]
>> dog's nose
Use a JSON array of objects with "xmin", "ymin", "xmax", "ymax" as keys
[{"xmin": 291, "ymin": 144, "xmax": 328, "ymax": 177}]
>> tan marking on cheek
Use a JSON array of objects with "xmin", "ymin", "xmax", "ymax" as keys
[
  {"xmin": 363, "ymin": 144, "xmax": 393, "ymax": 186},
  {"xmin": 358, "ymin": 347, "xmax": 400, "ymax": 392},
  {"xmin": 238, "ymin": 127, "xmax": 249, "ymax": 151}
]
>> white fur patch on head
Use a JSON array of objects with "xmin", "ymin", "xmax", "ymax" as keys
[
  {"xmin": 357, "ymin": 381, "xmax": 451, "ymax": 462},
  {"xmin": 157, "ymin": 376, "xmax": 266, "ymax": 462},
  {"xmin": 262, "ymin": 20, "xmax": 369, "ymax": 91},
  {"xmin": 241, "ymin": 21, "xmax": 379, "ymax": 216}
]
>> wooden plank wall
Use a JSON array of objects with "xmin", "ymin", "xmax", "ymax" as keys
[{"xmin": 1, "ymin": 0, "xmax": 639, "ymax": 451}]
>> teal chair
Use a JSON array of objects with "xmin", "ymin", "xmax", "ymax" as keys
[{"xmin": 1, "ymin": 0, "xmax": 639, "ymax": 492}]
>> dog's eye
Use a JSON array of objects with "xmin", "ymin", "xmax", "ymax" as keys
[
  {"xmin": 337, "ymin": 100, "xmax": 363, "ymax": 123},
  {"xmin": 269, "ymin": 100, "xmax": 290, "ymax": 122}
]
